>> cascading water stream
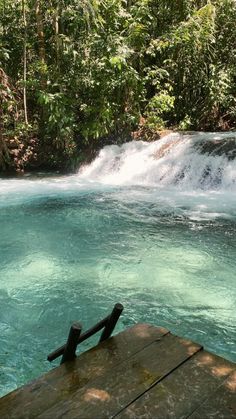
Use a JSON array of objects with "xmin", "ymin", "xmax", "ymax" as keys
[
  {"xmin": 0, "ymin": 132, "xmax": 235, "ymax": 396},
  {"xmin": 79, "ymin": 132, "xmax": 236, "ymax": 190}
]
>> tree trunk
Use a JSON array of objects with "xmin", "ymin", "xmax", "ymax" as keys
[
  {"xmin": 35, "ymin": 0, "xmax": 46, "ymax": 88},
  {"xmin": 22, "ymin": 0, "xmax": 28, "ymax": 125},
  {"xmin": 54, "ymin": 3, "xmax": 59, "ymax": 68},
  {"xmin": 0, "ymin": 69, "xmax": 10, "ymax": 171}
]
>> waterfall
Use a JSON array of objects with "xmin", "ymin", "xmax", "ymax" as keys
[
  {"xmin": 79, "ymin": 132, "xmax": 236, "ymax": 191},
  {"xmin": 1, "ymin": 132, "xmax": 236, "ymax": 218}
]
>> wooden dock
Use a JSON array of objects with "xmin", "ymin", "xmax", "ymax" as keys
[{"xmin": 0, "ymin": 324, "xmax": 235, "ymax": 418}]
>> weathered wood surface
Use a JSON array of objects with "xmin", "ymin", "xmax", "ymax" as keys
[
  {"xmin": 0, "ymin": 324, "xmax": 168, "ymax": 418},
  {"xmin": 115, "ymin": 350, "xmax": 236, "ymax": 419},
  {"xmin": 0, "ymin": 323, "xmax": 235, "ymax": 419},
  {"xmin": 188, "ymin": 370, "xmax": 236, "ymax": 419},
  {"xmin": 38, "ymin": 334, "xmax": 201, "ymax": 418}
]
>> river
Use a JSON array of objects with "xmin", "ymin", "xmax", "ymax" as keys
[{"xmin": 0, "ymin": 132, "xmax": 235, "ymax": 396}]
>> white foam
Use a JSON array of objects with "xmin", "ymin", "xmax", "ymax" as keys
[
  {"xmin": 79, "ymin": 132, "xmax": 236, "ymax": 190},
  {"xmin": 1, "ymin": 132, "xmax": 236, "ymax": 219}
]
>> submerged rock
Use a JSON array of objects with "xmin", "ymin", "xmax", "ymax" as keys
[
  {"xmin": 151, "ymin": 133, "xmax": 236, "ymax": 188},
  {"xmin": 195, "ymin": 138, "xmax": 236, "ymax": 160},
  {"xmin": 153, "ymin": 134, "xmax": 236, "ymax": 161}
]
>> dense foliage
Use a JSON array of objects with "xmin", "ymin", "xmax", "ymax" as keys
[{"xmin": 0, "ymin": 0, "xmax": 236, "ymax": 172}]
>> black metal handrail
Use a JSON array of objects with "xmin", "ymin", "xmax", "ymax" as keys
[{"xmin": 47, "ymin": 303, "xmax": 124, "ymax": 364}]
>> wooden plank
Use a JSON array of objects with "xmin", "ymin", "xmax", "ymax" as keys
[
  {"xmin": 115, "ymin": 350, "xmax": 236, "ymax": 418},
  {"xmin": 188, "ymin": 370, "xmax": 236, "ymax": 419},
  {"xmin": 38, "ymin": 333, "xmax": 201, "ymax": 419},
  {"xmin": 0, "ymin": 324, "xmax": 168, "ymax": 419}
]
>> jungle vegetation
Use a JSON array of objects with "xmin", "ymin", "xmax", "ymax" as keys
[{"xmin": 0, "ymin": 0, "xmax": 236, "ymax": 172}]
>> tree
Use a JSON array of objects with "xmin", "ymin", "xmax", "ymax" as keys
[
  {"xmin": 22, "ymin": 0, "xmax": 28, "ymax": 125},
  {"xmin": 0, "ymin": 0, "xmax": 236, "ymax": 173}
]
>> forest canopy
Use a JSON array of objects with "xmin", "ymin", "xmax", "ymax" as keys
[{"xmin": 0, "ymin": 0, "xmax": 236, "ymax": 172}]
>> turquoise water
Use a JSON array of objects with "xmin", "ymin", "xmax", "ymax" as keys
[{"xmin": 0, "ymin": 134, "xmax": 236, "ymax": 396}]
